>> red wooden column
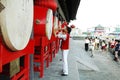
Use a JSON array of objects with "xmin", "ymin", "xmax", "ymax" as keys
[
  {"xmin": 24, "ymin": 54, "xmax": 30, "ymax": 80},
  {"xmin": 49, "ymin": 35, "xmax": 56, "ymax": 62},
  {"xmin": 0, "ymin": 46, "xmax": 2, "ymax": 72}
]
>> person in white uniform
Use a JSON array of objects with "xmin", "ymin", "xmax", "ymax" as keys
[
  {"xmin": 89, "ymin": 39, "xmax": 95, "ymax": 57},
  {"xmin": 57, "ymin": 26, "xmax": 71, "ymax": 76}
]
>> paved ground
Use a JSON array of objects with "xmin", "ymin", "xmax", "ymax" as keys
[
  {"xmin": 34, "ymin": 38, "xmax": 80, "ymax": 80},
  {"xmin": 34, "ymin": 38, "xmax": 120, "ymax": 80},
  {"xmin": 75, "ymin": 40, "xmax": 120, "ymax": 80}
]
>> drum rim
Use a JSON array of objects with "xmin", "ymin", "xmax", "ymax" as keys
[{"xmin": 46, "ymin": 8, "xmax": 53, "ymax": 40}]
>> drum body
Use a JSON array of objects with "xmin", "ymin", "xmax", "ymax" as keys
[
  {"xmin": 34, "ymin": 6, "xmax": 53, "ymax": 40},
  {"xmin": 34, "ymin": 0, "xmax": 57, "ymax": 12},
  {"xmin": 0, "ymin": 0, "xmax": 33, "ymax": 51}
]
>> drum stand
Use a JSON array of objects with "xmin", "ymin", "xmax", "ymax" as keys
[
  {"xmin": 0, "ymin": 39, "xmax": 34, "ymax": 80},
  {"xmin": 56, "ymin": 37, "xmax": 60, "ymax": 54},
  {"xmin": 34, "ymin": 36, "xmax": 50, "ymax": 78},
  {"xmin": 49, "ymin": 35, "xmax": 56, "ymax": 62}
]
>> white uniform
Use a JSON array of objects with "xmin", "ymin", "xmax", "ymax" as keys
[
  {"xmin": 58, "ymin": 33, "xmax": 69, "ymax": 75},
  {"xmin": 89, "ymin": 41, "xmax": 95, "ymax": 56}
]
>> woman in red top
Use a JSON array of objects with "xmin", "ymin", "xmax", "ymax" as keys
[{"xmin": 57, "ymin": 26, "xmax": 71, "ymax": 76}]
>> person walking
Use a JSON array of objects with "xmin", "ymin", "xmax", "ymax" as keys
[
  {"xmin": 57, "ymin": 26, "xmax": 71, "ymax": 76},
  {"xmin": 89, "ymin": 39, "xmax": 95, "ymax": 57},
  {"xmin": 95, "ymin": 37, "xmax": 99, "ymax": 50},
  {"xmin": 101, "ymin": 40, "xmax": 106, "ymax": 52},
  {"xmin": 85, "ymin": 37, "xmax": 89, "ymax": 51},
  {"xmin": 114, "ymin": 40, "xmax": 120, "ymax": 62},
  {"xmin": 110, "ymin": 39, "xmax": 115, "ymax": 54}
]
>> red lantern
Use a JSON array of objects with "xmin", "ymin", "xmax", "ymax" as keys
[
  {"xmin": 34, "ymin": 0, "xmax": 57, "ymax": 12},
  {"xmin": 70, "ymin": 25, "xmax": 75, "ymax": 28}
]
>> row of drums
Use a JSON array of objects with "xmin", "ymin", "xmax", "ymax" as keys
[{"xmin": 0, "ymin": 0, "xmax": 62, "ymax": 51}]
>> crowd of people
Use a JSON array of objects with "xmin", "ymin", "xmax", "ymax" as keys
[{"xmin": 84, "ymin": 37, "xmax": 120, "ymax": 62}]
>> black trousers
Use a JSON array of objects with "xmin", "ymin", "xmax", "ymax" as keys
[{"xmin": 85, "ymin": 43, "xmax": 89, "ymax": 51}]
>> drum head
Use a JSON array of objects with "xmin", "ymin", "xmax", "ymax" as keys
[
  {"xmin": 0, "ymin": 0, "xmax": 33, "ymax": 51},
  {"xmin": 46, "ymin": 9, "xmax": 53, "ymax": 40},
  {"xmin": 58, "ymin": 21, "xmax": 62, "ymax": 29},
  {"xmin": 54, "ymin": 16, "xmax": 58, "ymax": 30},
  {"xmin": 53, "ymin": 16, "xmax": 58, "ymax": 37}
]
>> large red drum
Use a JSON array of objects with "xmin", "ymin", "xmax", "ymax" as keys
[
  {"xmin": 0, "ymin": 0, "xmax": 33, "ymax": 51},
  {"xmin": 34, "ymin": 6, "xmax": 53, "ymax": 40},
  {"xmin": 34, "ymin": 0, "xmax": 57, "ymax": 12},
  {"xmin": 58, "ymin": 20, "xmax": 62, "ymax": 29},
  {"xmin": 52, "ymin": 16, "xmax": 58, "ymax": 37}
]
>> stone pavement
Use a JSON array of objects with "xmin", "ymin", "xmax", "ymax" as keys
[{"xmin": 34, "ymin": 38, "xmax": 120, "ymax": 80}]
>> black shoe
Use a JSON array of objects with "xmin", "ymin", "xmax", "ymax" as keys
[
  {"xmin": 91, "ymin": 55, "xmax": 93, "ymax": 57},
  {"xmin": 61, "ymin": 73, "xmax": 68, "ymax": 76},
  {"xmin": 59, "ymin": 59, "xmax": 62, "ymax": 61},
  {"xmin": 114, "ymin": 57, "xmax": 119, "ymax": 62},
  {"xmin": 61, "ymin": 70, "xmax": 63, "ymax": 73}
]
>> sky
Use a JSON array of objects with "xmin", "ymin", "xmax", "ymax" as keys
[{"xmin": 69, "ymin": 0, "xmax": 120, "ymax": 32}]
